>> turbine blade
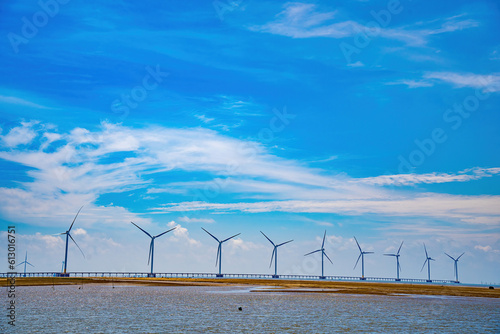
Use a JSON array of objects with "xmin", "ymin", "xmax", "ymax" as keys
[
  {"xmin": 155, "ymin": 227, "xmax": 176, "ymax": 238},
  {"xmin": 353, "ymin": 236, "xmax": 362, "ymax": 253},
  {"xmin": 321, "ymin": 230, "xmax": 326, "ymax": 248},
  {"xmin": 202, "ymin": 227, "xmax": 219, "ymax": 242},
  {"xmin": 444, "ymin": 252, "xmax": 455, "ymax": 261},
  {"xmin": 353, "ymin": 254, "xmax": 362, "ymax": 270},
  {"xmin": 304, "ymin": 249, "xmax": 321, "ymax": 256},
  {"xmin": 68, "ymin": 205, "xmax": 84, "ymax": 232},
  {"xmin": 457, "ymin": 252, "xmax": 465, "ymax": 260},
  {"xmin": 420, "ymin": 259, "xmax": 428, "ymax": 272},
  {"xmin": 131, "ymin": 222, "xmax": 152, "ymax": 238},
  {"xmin": 364, "ymin": 252, "xmax": 374, "ymax": 254},
  {"xmin": 16, "ymin": 262, "xmax": 25, "ymax": 267},
  {"xmin": 398, "ymin": 262, "xmax": 402, "ymax": 272},
  {"xmin": 222, "ymin": 233, "xmax": 241, "ymax": 243},
  {"xmin": 384, "ymin": 254, "xmax": 396, "ymax": 256},
  {"xmin": 147, "ymin": 240, "xmax": 153, "ymax": 265},
  {"xmin": 260, "ymin": 231, "xmax": 275, "ymax": 246},
  {"xmin": 397, "ymin": 241, "xmax": 404, "ymax": 255},
  {"xmin": 424, "ymin": 243, "xmax": 428, "ymax": 258},
  {"xmin": 276, "ymin": 240, "xmax": 293, "ymax": 247},
  {"xmin": 324, "ymin": 251, "xmax": 333, "ymax": 264},
  {"xmin": 27, "ymin": 262, "xmax": 35, "ymax": 267},
  {"xmin": 215, "ymin": 244, "xmax": 220, "ymax": 266},
  {"xmin": 269, "ymin": 248, "xmax": 275, "ymax": 268},
  {"xmin": 68, "ymin": 233, "xmax": 85, "ymax": 259}
]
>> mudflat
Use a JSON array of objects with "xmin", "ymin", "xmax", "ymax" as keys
[{"xmin": 3, "ymin": 277, "xmax": 499, "ymax": 298}]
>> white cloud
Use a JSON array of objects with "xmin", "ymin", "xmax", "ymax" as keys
[
  {"xmin": 474, "ymin": 245, "xmax": 500, "ymax": 253},
  {"xmin": 250, "ymin": 4, "xmax": 478, "ymax": 47},
  {"xmin": 0, "ymin": 120, "xmax": 39, "ymax": 147},
  {"xmin": 250, "ymin": 3, "xmax": 363, "ymax": 39},
  {"xmin": 0, "ymin": 95, "xmax": 52, "ymax": 109},
  {"xmin": 386, "ymin": 79, "xmax": 434, "ymax": 88},
  {"xmin": 167, "ymin": 221, "xmax": 200, "ymax": 246},
  {"xmin": 73, "ymin": 228, "xmax": 87, "ymax": 236},
  {"xmin": 424, "ymin": 72, "xmax": 500, "ymax": 92},
  {"xmin": 1, "ymin": 120, "xmax": 499, "ymax": 237},
  {"xmin": 355, "ymin": 167, "xmax": 500, "ymax": 186},
  {"xmin": 158, "ymin": 194, "xmax": 500, "ymax": 226},
  {"xmin": 347, "ymin": 61, "xmax": 364, "ymax": 68}
]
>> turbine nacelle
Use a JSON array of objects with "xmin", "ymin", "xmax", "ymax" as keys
[{"xmin": 131, "ymin": 222, "xmax": 176, "ymax": 274}]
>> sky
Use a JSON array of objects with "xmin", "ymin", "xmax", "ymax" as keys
[{"xmin": 0, "ymin": 0, "xmax": 499, "ymax": 284}]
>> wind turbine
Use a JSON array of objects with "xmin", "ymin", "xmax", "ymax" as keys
[
  {"xmin": 384, "ymin": 241, "xmax": 404, "ymax": 281},
  {"xmin": 261, "ymin": 231, "xmax": 293, "ymax": 278},
  {"xmin": 445, "ymin": 252, "xmax": 464, "ymax": 283},
  {"xmin": 131, "ymin": 222, "xmax": 176, "ymax": 277},
  {"xmin": 17, "ymin": 251, "xmax": 34, "ymax": 277},
  {"xmin": 304, "ymin": 231, "xmax": 333, "ymax": 279},
  {"xmin": 202, "ymin": 228, "xmax": 240, "ymax": 277},
  {"xmin": 421, "ymin": 243, "xmax": 435, "ymax": 282},
  {"xmin": 353, "ymin": 236, "xmax": 374, "ymax": 280},
  {"xmin": 57, "ymin": 206, "xmax": 85, "ymax": 277}
]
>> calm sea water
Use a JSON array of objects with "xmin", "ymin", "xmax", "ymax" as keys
[{"xmin": 5, "ymin": 284, "xmax": 500, "ymax": 333}]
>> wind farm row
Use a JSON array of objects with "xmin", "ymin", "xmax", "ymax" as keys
[{"xmin": 19, "ymin": 207, "xmax": 466, "ymax": 283}]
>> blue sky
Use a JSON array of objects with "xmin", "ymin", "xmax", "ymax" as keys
[{"xmin": 0, "ymin": 0, "xmax": 499, "ymax": 283}]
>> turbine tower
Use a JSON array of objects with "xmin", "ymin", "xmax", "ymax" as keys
[
  {"xmin": 384, "ymin": 241, "xmax": 403, "ymax": 281},
  {"xmin": 57, "ymin": 206, "xmax": 85, "ymax": 277},
  {"xmin": 304, "ymin": 231, "xmax": 333, "ymax": 279},
  {"xmin": 202, "ymin": 228, "xmax": 240, "ymax": 277},
  {"xmin": 353, "ymin": 236, "xmax": 374, "ymax": 280},
  {"xmin": 131, "ymin": 222, "xmax": 176, "ymax": 277},
  {"xmin": 261, "ymin": 231, "xmax": 293, "ymax": 278},
  {"xmin": 445, "ymin": 252, "xmax": 464, "ymax": 283},
  {"xmin": 421, "ymin": 243, "xmax": 435, "ymax": 282},
  {"xmin": 17, "ymin": 251, "xmax": 34, "ymax": 277}
]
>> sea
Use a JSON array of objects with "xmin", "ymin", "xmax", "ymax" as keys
[{"xmin": 4, "ymin": 284, "xmax": 500, "ymax": 333}]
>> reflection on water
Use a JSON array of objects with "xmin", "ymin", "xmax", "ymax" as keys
[{"xmin": 10, "ymin": 284, "xmax": 500, "ymax": 333}]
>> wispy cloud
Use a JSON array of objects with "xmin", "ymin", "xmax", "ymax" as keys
[
  {"xmin": 355, "ymin": 167, "xmax": 500, "ymax": 186},
  {"xmin": 386, "ymin": 79, "xmax": 434, "ymax": 88},
  {"xmin": 0, "ymin": 95, "xmax": 52, "ymax": 109},
  {"xmin": 178, "ymin": 216, "xmax": 215, "ymax": 224},
  {"xmin": 250, "ymin": 3, "xmax": 478, "ymax": 46},
  {"xmin": 250, "ymin": 3, "xmax": 361, "ymax": 39},
  {"xmin": 1, "ymin": 120, "xmax": 499, "ymax": 233},
  {"xmin": 423, "ymin": 72, "xmax": 500, "ymax": 92},
  {"xmin": 157, "ymin": 194, "xmax": 500, "ymax": 226}
]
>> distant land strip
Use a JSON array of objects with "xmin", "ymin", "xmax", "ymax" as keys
[{"xmin": 3, "ymin": 277, "xmax": 499, "ymax": 299}]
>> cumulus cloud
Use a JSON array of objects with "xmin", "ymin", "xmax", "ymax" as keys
[
  {"xmin": 0, "ymin": 120, "xmax": 39, "ymax": 147},
  {"xmin": 167, "ymin": 221, "xmax": 200, "ymax": 246}
]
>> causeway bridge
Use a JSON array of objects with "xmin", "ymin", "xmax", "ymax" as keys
[{"xmin": 1, "ymin": 272, "xmax": 458, "ymax": 284}]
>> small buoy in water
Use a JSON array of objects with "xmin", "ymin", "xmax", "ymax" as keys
[
  {"xmin": 238, "ymin": 307, "xmax": 243, "ymax": 311},
  {"xmin": 489, "ymin": 286, "xmax": 494, "ymax": 290}
]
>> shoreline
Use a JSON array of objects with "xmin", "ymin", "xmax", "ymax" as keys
[{"xmin": 3, "ymin": 277, "xmax": 499, "ymax": 298}]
